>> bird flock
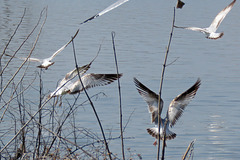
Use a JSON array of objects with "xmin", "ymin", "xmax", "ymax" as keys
[{"xmin": 5, "ymin": 0, "xmax": 237, "ymax": 146}]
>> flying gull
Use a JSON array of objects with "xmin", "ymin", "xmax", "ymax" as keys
[
  {"xmin": 174, "ymin": 0, "xmax": 236, "ymax": 39},
  {"xmin": 49, "ymin": 43, "xmax": 122, "ymax": 97},
  {"xmin": 50, "ymin": 64, "xmax": 91, "ymax": 98},
  {"xmin": 80, "ymin": 0, "xmax": 129, "ymax": 25},
  {"xmin": 67, "ymin": 73, "xmax": 122, "ymax": 94},
  {"xmin": 6, "ymin": 0, "xmax": 129, "ymax": 69},
  {"xmin": 6, "ymin": 29, "xmax": 79, "ymax": 69},
  {"xmin": 50, "ymin": 46, "xmax": 101, "ymax": 98},
  {"xmin": 133, "ymin": 78, "xmax": 201, "ymax": 145}
]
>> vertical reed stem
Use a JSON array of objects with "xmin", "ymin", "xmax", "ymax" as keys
[
  {"xmin": 36, "ymin": 69, "xmax": 43, "ymax": 158},
  {"xmin": 111, "ymin": 31, "xmax": 125, "ymax": 160},
  {"xmin": 157, "ymin": 7, "xmax": 176, "ymax": 160},
  {"xmin": 71, "ymin": 37, "xmax": 112, "ymax": 160}
]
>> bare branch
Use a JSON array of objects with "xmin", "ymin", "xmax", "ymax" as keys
[
  {"xmin": 71, "ymin": 36, "xmax": 112, "ymax": 160},
  {"xmin": 0, "ymin": 7, "xmax": 47, "ymax": 98},
  {"xmin": 111, "ymin": 31, "xmax": 125, "ymax": 160},
  {"xmin": 157, "ymin": 7, "xmax": 176, "ymax": 160},
  {"xmin": 182, "ymin": 139, "xmax": 196, "ymax": 160}
]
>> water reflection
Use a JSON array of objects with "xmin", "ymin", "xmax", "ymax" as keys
[
  {"xmin": 208, "ymin": 115, "xmax": 224, "ymax": 133},
  {"xmin": 0, "ymin": 0, "xmax": 13, "ymax": 44}
]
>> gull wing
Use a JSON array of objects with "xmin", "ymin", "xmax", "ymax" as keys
[
  {"xmin": 51, "ymin": 64, "xmax": 88, "ymax": 97},
  {"xmin": 59, "ymin": 64, "xmax": 91, "ymax": 87},
  {"xmin": 55, "ymin": 42, "xmax": 101, "ymax": 96},
  {"xmin": 26, "ymin": 57, "xmax": 42, "ymax": 62},
  {"xmin": 133, "ymin": 77, "xmax": 163, "ymax": 123},
  {"xmin": 50, "ymin": 80, "xmax": 74, "ymax": 97},
  {"xmin": 5, "ymin": 54, "xmax": 42, "ymax": 62},
  {"xmin": 64, "ymin": 65, "xmax": 90, "ymax": 82},
  {"xmin": 208, "ymin": 0, "xmax": 236, "ymax": 32},
  {"xmin": 174, "ymin": 26, "xmax": 207, "ymax": 33},
  {"xmin": 80, "ymin": 0, "xmax": 129, "ymax": 25},
  {"xmin": 62, "ymin": 42, "xmax": 101, "ymax": 83},
  {"xmin": 168, "ymin": 79, "xmax": 201, "ymax": 127},
  {"xmin": 48, "ymin": 29, "xmax": 79, "ymax": 61},
  {"xmin": 97, "ymin": 0, "xmax": 129, "ymax": 17},
  {"xmin": 69, "ymin": 73, "xmax": 122, "ymax": 94}
]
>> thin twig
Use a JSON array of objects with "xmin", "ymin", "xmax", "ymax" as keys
[
  {"xmin": 0, "ymin": 73, "xmax": 37, "ymax": 121},
  {"xmin": 166, "ymin": 57, "xmax": 179, "ymax": 67},
  {"xmin": 111, "ymin": 31, "xmax": 125, "ymax": 160},
  {"xmin": 71, "ymin": 37, "xmax": 112, "ymax": 160},
  {"xmin": 23, "ymin": 109, "xmax": 96, "ymax": 159},
  {"xmin": 45, "ymin": 93, "xmax": 80, "ymax": 155},
  {"xmin": 157, "ymin": 7, "xmax": 176, "ymax": 160},
  {"xmin": 0, "ymin": 8, "xmax": 26, "ymax": 102},
  {"xmin": 182, "ymin": 139, "xmax": 196, "ymax": 160},
  {"xmin": 35, "ymin": 69, "xmax": 43, "ymax": 158},
  {"xmin": 0, "ymin": 8, "xmax": 51, "ymax": 152},
  {"xmin": 123, "ymin": 109, "xmax": 135, "ymax": 132},
  {"xmin": 161, "ymin": 118, "xmax": 168, "ymax": 160},
  {"xmin": 0, "ymin": 8, "xmax": 45, "ymax": 76},
  {"xmin": 0, "ymin": 7, "xmax": 47, "ymax": 98},
  {"xmin": 0, "ymin": 8, "xmax": 26, "ymax": 59}
]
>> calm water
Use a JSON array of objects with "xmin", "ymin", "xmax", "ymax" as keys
[{"xmin": 0, "ymin": 0, "xmax": 240, "ymax": 159}]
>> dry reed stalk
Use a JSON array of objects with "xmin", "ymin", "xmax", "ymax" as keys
[
  {"xmin": 0, "ymin": 7, "xmax": 47, "ymax": 99},
  {"xmin": 111, "ymin": 31, "xmax": 125, "ymax": 160},
  {"xmin": 182, "ymin": 139, "xmax": 195, "ymax": 160},
  {"xmin": 0, "ymin": 7, "xmax": 48, "ymax": 154},
  {"xmin": 71, "ymin": 37, "xmax": 112, "ymax": 160},
  {"xmin": 157, "ymin": 7, "xmax": 176, "ymax": 160}
]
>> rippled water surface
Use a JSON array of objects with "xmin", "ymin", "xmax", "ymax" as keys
[{"xmin": 0, "ymin": 0, "xmax": 240, "ymax": 159}]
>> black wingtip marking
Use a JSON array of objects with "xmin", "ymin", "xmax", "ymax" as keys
[{"xmin": 80, "ymin": 14, "xmax": 98, "ymax": 25}]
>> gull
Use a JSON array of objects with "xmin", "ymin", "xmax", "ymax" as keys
[
  {"xmin": 49, "ymin": 42, "xmax": 122, "ymax": 97},
  {"xmin": 80, "ymin": 0, "xmax": 129, "ymax": 25},
  {"xmin": 174, "ymin": 0, "xmax": 236, "ymax": 39},
  {"xmin": 49, "ymin": 64, "xmax": 92, "ymax": 106},
  {"xmin": 6, "ymin": 29, "xmax": 79, "ymax": 69},
  {"xmin": 133, "ymin": 78, "xmax": 201, "ymax": 145},
  {"xmin": 50, "ymin": 41, "xmax": 102, "ymax": 98},
  {"xmin": 6, "ymin": 0, "xmax": 129, "ymax": 70},
  {"xmin": 49, "ymin": 64, "xmax": 91, "ymax": 98},
  {"xmin": 67, "ymin": 73, "xmax": 122, "ymax": 94}
]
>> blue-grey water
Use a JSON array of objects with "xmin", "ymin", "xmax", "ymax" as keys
[{"xmin": 0, "ymin": 0, "xmax": 239, "ymax": 159}]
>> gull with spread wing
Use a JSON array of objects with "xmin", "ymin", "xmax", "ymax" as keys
[
  {"xmin": 67, "ymin": 73, "xmax": 122, "ymax": 94},
  {"xmin": 50, "ymin": 43, "xmax": 101, "ymax": 98},
  {"xmin": 49, "ymin": 44, "xmax": 122, "ymax": 97},
  {"xmin": 6, "ymin": 29, "xmax": 79, "ymax": 69},
  {"xmin": 174, "ymin": 0, "xmax": 236, "ymax": 39},
  {"xmin": 133, "ymin": 78, "xmax": 201, "ymax": 145},
  {"xmin": 50, "ymin": 64, "xmax": 91, "ymax": 98},
  {"xmin": 50, "ymin": 67, "xmax": 122, "ymax": 104}
]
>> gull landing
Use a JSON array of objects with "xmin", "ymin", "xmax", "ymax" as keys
[{"xmin": 133, "ymin": 78, "xmax": 201, "ymax": 145}]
